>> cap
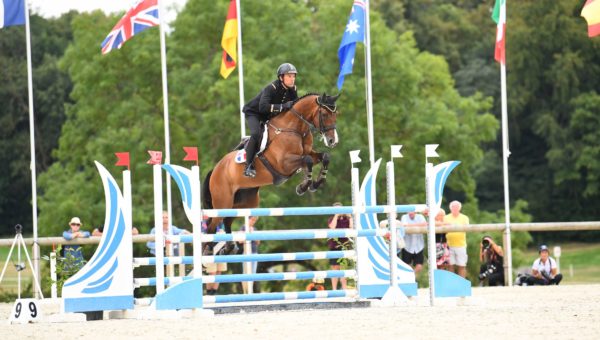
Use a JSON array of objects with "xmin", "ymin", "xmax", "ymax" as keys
[
  {"xmin": 69, "ymin": 217, "xmax": 81, "ymax": 225},
  {"xmin": 539, "ymin": 244, "xmax": 549, "ymax": 253}
]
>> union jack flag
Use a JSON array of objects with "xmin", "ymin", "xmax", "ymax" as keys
[{"xmin": 101, "ymin": 0, "xmax": 159, "ymax": 55}]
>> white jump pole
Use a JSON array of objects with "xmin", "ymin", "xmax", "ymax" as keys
[
  {"xmin": 191, "ymin": 165, "xmax": 202, "ymax": 280},
  {"xmin": 153, "ymin": 164, "xmax": 165, "ymax": 293},
  {"xmin": 425, "ymin": 144, "xmax": 440, "ymax": 307}
]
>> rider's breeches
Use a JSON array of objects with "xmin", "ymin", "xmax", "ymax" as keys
[{"xmin": 245, "ymin": 115, "xmax": 263, "ymax": 164}]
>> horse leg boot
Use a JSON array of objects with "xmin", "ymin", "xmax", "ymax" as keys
[
  {"xmin": 296, "ymin": 155, "xmax": 314, "ymax": 196},
  {"xmin": 220, "ymin": 217, "xmax": 239, "ymax": 255},
  {"xmin": 201, "ymin": 218, "xmax": 222, "ymax": 256},
  {"xmin": 310, "ymin": 152, "xmax": 330, "ymax": 192}
]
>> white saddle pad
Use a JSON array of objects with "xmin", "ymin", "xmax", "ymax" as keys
[{"xmin": 234, "ymin": 127, "xmax": 269, "ymax": 164}]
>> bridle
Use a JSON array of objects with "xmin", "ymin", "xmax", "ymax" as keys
[{"xmin": 288, "ymin": 97, "xmax": 337, "ymax": 136}]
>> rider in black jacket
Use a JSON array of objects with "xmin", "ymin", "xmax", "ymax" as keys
[{"xmin": 241, "ymin": 63, "xmax": 299, "ymax": 177}]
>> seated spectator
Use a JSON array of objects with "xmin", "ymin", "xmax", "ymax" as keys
[
  {"xmin": 92, "ymin": 225, "xmax": 139, "ymax": 236},
  {"xmin": 146, "ymin": 211, "xmax": 190, "ymax": 256},
  {"xmin": 62, "ymin": 217, "xmax": 90, "ymax": 267},
  {"xmin": 525, "ymin": 245, "xmax": 563, "ymax": 286},
  {"xmin": 478, "ymin": 236, "xmax": 504, "ymax": 286},
  {"xmin": 306, "ymin": 278, "xmax": 326, "ymax": 291}
]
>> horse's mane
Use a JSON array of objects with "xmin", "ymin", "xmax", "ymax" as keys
[{"xmin": 293, "ymin": 92, "xmax": 321, "ymax": 104}]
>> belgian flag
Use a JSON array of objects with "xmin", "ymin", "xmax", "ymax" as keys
[{"xmin": 220, "ymin": 0, "xmax": 238, "ymax": 78}]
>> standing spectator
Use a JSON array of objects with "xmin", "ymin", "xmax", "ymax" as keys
[
  {"xmin": 434, "ymin": 209, "xmax": 450, "ymax": 270},
  {"xmin": 525, "ymin": 245, "xmax": 563, "ymax": 285},
  {"xmin": 239, "ymin": 216, "xmax": 261, "ymax": 294},
  {"xmin": 478, "ymin": 236, "xmax": 504, "ymax": 286},
  {"xmin": 202, "ymin": 216, "xmax": 227, "ymax": 295},
  {"xmin": 327, "ymin": 202, "xmax": 353, "ymax": 290},
  {"xmin": 146, "ymin": 211, "xmax": 190, "ymax": 256},
  {"xmin": 443, "ymin": 201, "xmax": 470, "ymax": 278},
  {"xmin": 399, "ymin": 211, "xmax": 427, "ymax": 277},
  {"xmin": 62, "ymin": 217, "xmax": 90, "ymax": 267}
]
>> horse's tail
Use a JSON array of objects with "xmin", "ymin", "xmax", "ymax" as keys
[{"xmin": 202, "ymin": 170, "xmax": 213, "ymax": 210}]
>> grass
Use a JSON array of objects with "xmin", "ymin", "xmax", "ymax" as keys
[
  {"xmin": 522, "ymin": 243, "xmax": 600, "ymax": 284},
  {"xmin": 0, "ymin": 244, "xmax": 34, "ymax": 295}
]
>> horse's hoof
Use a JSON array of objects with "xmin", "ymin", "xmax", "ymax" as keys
[
  {"xmin": 308, "ymin": 184, "xmax": 318, "ymax": 192},
  {"xmin": 202, "ymin": 243, "xmax": 214, "ymax": 256},
  {"xmin": 296, "ymin": 185, "xmax": 306, "ymax": 196}
]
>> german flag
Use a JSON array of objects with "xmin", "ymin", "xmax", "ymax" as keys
[
  {"xmin": 582, "ymin": 0, "xmax": 600, "ymax": 38},
  {"xmin": 220, "ymin": 0, "xmax": 238, "ymax": 78}
]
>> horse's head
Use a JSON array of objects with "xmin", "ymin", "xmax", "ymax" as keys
[{"xmin": 299, "ymin": 92, "xmax": 339, "ymax": 148}]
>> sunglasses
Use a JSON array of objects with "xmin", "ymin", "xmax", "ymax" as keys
[{"xmin": 70, "ymin": 223, "xmax": 81, "ymax": 226}]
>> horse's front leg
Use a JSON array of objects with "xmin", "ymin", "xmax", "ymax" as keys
[
  {"xmin": 310, "ymin": 152, "xmax": 329, "ymax": 192},
  {"xmin": 296, "ymin": 155, "xmax": 314, "ymax": 196}
]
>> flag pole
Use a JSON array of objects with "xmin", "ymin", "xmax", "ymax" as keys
[
  {"xmin": 498, "ymin": 0, "xmax": 512, "ymax": 286},
  {"xmin": 236, "ymin": 0, "xmax": 245, "ymax": 138},
  {"xmin": 364, "ymin": 0, "xmax": 375, "ymax": 166},
  {"xmin": 23, "ymin": 0, "xmax": 40, "ymax": 298},
  {"xmin": 157, "ymin": 0, "xmax": 173, "ymax": 224}
]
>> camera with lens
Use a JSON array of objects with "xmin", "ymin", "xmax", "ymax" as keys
[
  {"xmin": 479, "ymin": 264, "xmax": 497, "ymax": 280},
  {"xmin": 482, "ymin": 239, "xmax": 491, "ymax": 250},
  {"xmin": 541, "ymin": 270, "xmax": 553, "ymax": 281}
]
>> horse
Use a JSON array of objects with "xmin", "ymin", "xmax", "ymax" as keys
[{"xmin": 202, "ymin": 93, "xmax": 341, "ymax": 254}]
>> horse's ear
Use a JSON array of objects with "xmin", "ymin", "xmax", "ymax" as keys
[{"xmin": 331, "ymin": 93, "xmax": 341, "ymax": 102}]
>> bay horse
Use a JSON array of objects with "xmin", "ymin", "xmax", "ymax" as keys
[{"xmin": 202, "ymin": 93, "xmax": 341, "ymax": 254}]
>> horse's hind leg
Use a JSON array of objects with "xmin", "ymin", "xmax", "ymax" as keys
[
  {"xmin": 296, "ymin": 155, "xmax": 314, "ymax": 196},
  {"xmin": 310, "ymin": 152, "xmax": 330, "ymax": 192}
]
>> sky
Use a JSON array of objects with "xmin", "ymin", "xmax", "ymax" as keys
[{"xmin": 28, "ymin": 0, "xmax": 188, "ymax": 20}]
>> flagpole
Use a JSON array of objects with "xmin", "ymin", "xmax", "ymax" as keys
[
  {"xmin": 363, "ymin": 0, "xmax": 375, "ymax": 166},
  {"xmin": 499, "ymin": 1, "xmax": 512, "ymax": 286},
  {"xmin": 236, "ymin": 0, "xmax": 245, "ymax": 138},
  {"xmin": 158, "ymin": 0, "xmax": 173, "ymax": 225},
  {"xmin": 23, "ymin": 0, "xmax": 40, "ymax": 299}
]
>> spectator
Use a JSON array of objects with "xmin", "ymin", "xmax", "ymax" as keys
[
  {"xmin": 525, "ymin": 245, "xmax": 563, "ymax": 286},
  {"xmin": 92, "ymin": 225, "xmax": 139, "ymax": 236},
  {"xmin": 62, "ymin": 217, "xmax": 90, "ymax": 266},
  {"xmin": 146, "ymin": 211, "xmax": 190, "ymax": 256},
  {"xmin": 478, "ymin": 236, "xmax": 504, "ymax": 286},
  {"xmin": 443, "ymin": 200, "xmax": 470, "ymax": 278},
  {"xmin": 327, "ymin": 202, "xmax": 353, "ymax": 290},
  {"xmin": 306, "ymin": 278, "xmax": 326, "ymax": 291},
  {"xmin": 378, "ymin": 218, "xmax": 405, "ymax": 254},
  {"xmin": 399, "ymin": 211, "xmax": 427, "ymax": 277},
  {"xmin": 434, "ymin": 209, "xmax": 450, "ymax": 270},
  {"xmin": 202, "ymin": 216, "xmax": 227, "ymax": 295},
  {"xmin": 239, "ymin": 216, "xmax": 261, "ymax": 294}
]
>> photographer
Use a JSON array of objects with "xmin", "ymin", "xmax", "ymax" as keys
[
  {"xmin": 525, "ymin": 245, "xmax": 563, "ymax": 286},
  {"xmin": 478, "ymin": 236, "xmax": 504, "ymax": 286}
]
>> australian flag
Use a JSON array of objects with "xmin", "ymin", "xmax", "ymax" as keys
[
  {"xmin": 0, "ymin": 0, "xmax": 25, "ymax": 28},
  {"xmin": 337, "ymin": 1, "xmax": 366, "ymax": 90},
  {"xmin": 101, "ymin": 0, "xmax": 159, "ymax": 54}
]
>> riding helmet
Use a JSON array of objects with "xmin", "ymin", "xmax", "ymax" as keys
[{"xmin": 277, "ymin": 63, "xmax": 298, "ymax": 77}]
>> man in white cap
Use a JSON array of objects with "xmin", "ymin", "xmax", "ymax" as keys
[{"xmin": 62, "ymin": 217, "xmax": 91, "ymax": 266}]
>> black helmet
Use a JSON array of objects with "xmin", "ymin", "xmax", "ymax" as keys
[
  {"xmin": 539, "ymin": 244, "xmax": 549, "ymax": 253},
  {"xmin": 277, "ymin": 63, "xmax": 298, "ymax": 77}
]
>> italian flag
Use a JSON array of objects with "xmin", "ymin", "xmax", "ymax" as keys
[{"xmin": 492, "ymin": 0, "xmax": 506, "ymax": 64}]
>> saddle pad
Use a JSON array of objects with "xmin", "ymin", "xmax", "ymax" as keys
[{"xmin": 234, "ymin": 127, "xmax": 269, "ymax": 164}]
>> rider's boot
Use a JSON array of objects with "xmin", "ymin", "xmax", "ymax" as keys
[{"xmin": 243, "ymin": 137, "xmax": 258, "ymax": 178}]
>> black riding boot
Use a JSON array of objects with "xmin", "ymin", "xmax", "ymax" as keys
[{"xmin": 244, "ymin": 137, "xmax": 258, "ymax": 178}]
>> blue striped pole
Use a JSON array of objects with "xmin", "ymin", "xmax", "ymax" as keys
[
  {"xmin": 134, "ymin": 270, "xmax": 356, "ymax": 287},
  {"xmin": 168, "ymin": 228, "xmax": 388, "ymax": 243},
  {"xmin": 202, "ymin": 204, "xmax": 426, "ymax": 218},
  {"xmin": 133, "ymin": 250, "xmax": 356, "ymax": 266},
  {"xmin": 204, "ymin": 289, "xmax": 358, "ymax": 304}
]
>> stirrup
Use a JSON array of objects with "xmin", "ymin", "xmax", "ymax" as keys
[{"xmin": 244, "ymin": 163, "xmax": 256, "ymax": 178}]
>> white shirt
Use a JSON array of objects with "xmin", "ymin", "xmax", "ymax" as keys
[
  {"xmin": 532, "ymin": 257, "xmax": 557, "ymax": 275},
  {"xmin": 400, "ymin": 214, "xmax": 426, "ymax": 254}
]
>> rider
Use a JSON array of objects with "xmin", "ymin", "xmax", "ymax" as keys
[{"xmin": 242, "ymin": 63, "xmax": 299, "ymax": 177}]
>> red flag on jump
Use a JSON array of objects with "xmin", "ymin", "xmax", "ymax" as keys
[
  {"xmin": 115, "ymin": 152, "xmax": 130, "ymax": 170},
  {"xmin": 147, "ymin": 150, "xmax": 162, "ymax": 165},
  {"xmin": 183, "ymin": 147, "xmax": 199, "ymax": 165}
]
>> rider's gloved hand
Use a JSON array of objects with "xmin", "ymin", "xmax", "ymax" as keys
[{"xmin": 281, "ymin": 101, "xmax": 294, "ymax": 111}]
